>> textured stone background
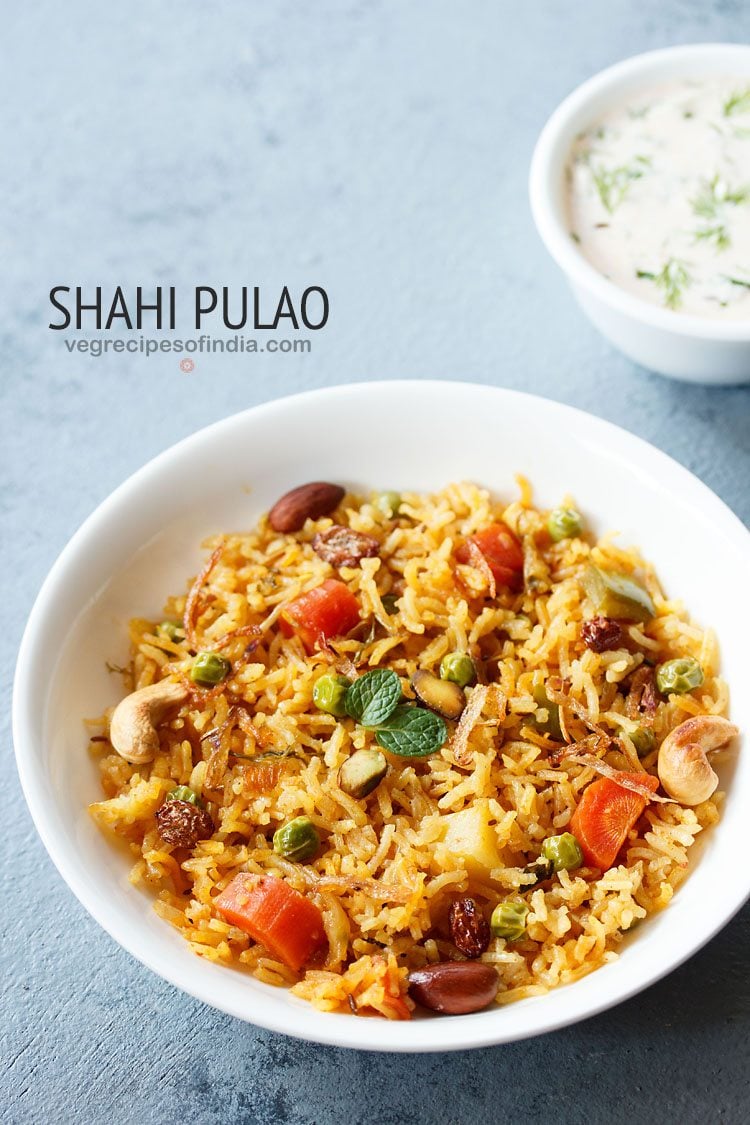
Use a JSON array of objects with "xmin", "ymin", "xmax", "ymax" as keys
[{"xmin": 3, "ymin": 2, "xmax": 750, "ymax": 1122}]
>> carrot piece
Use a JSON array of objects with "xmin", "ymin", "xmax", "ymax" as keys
[
  {"xmin": 570, "ymin": 771, "xmax": 660, "ymax": 871},
  {"xmin": 456, "ymin": 524, "xmax": 524, "ymax": 591},
  {"xmin": 214, "ymin": 874, "xmax": 327, "ymax": 971},
  {"xmin": 279, "ymin": 578, "xmax": 360, "ymax": 652}
]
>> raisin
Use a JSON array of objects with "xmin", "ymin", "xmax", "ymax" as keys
[
  {"xmin": 312, "ymin": 525, "xmax": 380, "ymax": 568},
  {"xmin": 155, "ymin": 799, "xmax": 214, "ymax": 848},
  {"xmin": 581, "ymin": 615, "xmax": 623, "ymax": 653},
  {"xmin": 448, "ymin": 897, "xmax": 491, "ymax": 958}
]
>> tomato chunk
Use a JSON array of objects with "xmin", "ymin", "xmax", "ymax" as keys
[
  {"xmin": 456, "ymin": 523, "xmax": 524, "ymax": 590},
  {"xmin": 214, "ymin": 874, "xmax": 326, "ymax": 971},
  {"xmin": 570, "ymin": 772, "xmax": 659, "ymax": 871},
  {"xmin": 280, "ymin": 578, "xmax": 360, "ymax": 652}
]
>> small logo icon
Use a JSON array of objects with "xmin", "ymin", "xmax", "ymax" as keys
[{"xmin": 180, "ymin": 358, "xmax": 195, "ymax": 373}]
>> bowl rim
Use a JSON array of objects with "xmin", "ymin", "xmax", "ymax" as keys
[
  {"xmin": 529, "ymin": 42, "xmax": 750, "ymax": 341},
  {"xmin": 12, "ymin": 380, "xmax": 750, "ymax": 1051}
]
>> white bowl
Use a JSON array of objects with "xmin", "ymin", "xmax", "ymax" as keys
[
  {"xmin": 13, "ymin": 381, "xmax": 750, "ymax": 1051},
  {"xmin": 529, "ymin": 44, "xmax": 750, "ymax": 385}
]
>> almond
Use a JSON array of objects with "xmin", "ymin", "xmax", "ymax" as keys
[
  {"xmin": 268, "ymin": 482, "xmax": 345, "ymax": 533},
  {"xmin": 407, "ymin": 960, "xmax": 498, "ymax": 1014}
]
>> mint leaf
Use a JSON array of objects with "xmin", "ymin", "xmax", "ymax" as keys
[
  {"xmin": 345, "ymin": 669, "xmax": 401, "ymax": 728},
  {"xmin": 375, "ymin": 705, "xmax": 447, "ymax": 758}
]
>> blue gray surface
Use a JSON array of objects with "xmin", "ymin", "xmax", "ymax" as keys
[{"xmin": 3, "ymin": 2, "xmax": 750, "ymax": 1123}]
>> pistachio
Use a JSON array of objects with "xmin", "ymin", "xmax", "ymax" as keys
[
  {"xmin": 407, "ymin": 961, "xmax": 499, "ymax": 1014},
  {"xmin": 411, "ymin": 670, "xmax": 466, "ymax": 721},
  {"xmin": 338, "ymin": 749, "xmax": 388, "ymax": 799},
  {"xmin": 581, "ymin": 565, "xmax": 655, "ymax": 623}
]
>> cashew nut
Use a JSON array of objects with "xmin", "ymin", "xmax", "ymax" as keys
[
  {"xmin": 657, "ymin": 715, "xmax": 739, "ymax": 805},
  {"xmin": 109, "ymin": 680, "xmax": 189, "ymax": 764}
]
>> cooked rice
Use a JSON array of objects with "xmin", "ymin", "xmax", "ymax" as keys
[{"xmin": 88, "ymin": 480, "xmax": 729, "ymax": 1018}]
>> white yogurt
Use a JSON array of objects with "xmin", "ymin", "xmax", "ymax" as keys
[{"xmin": 567, "ymin": 79, "xmax": 750, "ymax": 319}]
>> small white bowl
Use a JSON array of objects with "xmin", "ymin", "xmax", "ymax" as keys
[
  {"xmin": 530, "ymin": 44, "xmax": 750, "ymax": 385},
  {"xmin": 13, "ymin": 382, "xmax": 750, "ymax": 1051}
]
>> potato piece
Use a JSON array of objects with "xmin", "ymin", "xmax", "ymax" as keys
[{"xmin": 442, "ymin": 803, "xmax": 501, "ymax": 878}]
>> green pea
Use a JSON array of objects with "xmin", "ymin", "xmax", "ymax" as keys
[
  {"xmin": 313, "ymin": 673, "xmax": 352, "ymax": 717},
  {"xmin": 630, "ymin": 727, "xmax": 655, "ymax": 758},
  {"xmin": 167, "ymin": 785, "xmax": 198, "ymax": 805},
  {"xmin": 490, "ymin": 901, "xmax": 529, "ymax": 942},
  {"xmin": 655, "ymin": 657, "xmax": 704, "ymax": 696},
  {"xmin": 541, "ymin": 832, "xmax": 583, "ymax": 873},
  {"xmin": 547, "ymin": 507, "xmax": 583, "ymax": 542},
  {"xmin": 273, "ymin": 816, "xmax": 320, "ymax": 862},
  {"xmin": 158, "ymin": 621, "xmax": 185, "ymax": 643},
  {"xmin": 373, "ymin": 490, "xmax": 401, "ymax": 518},
  {"xmin": 190, "ymin": 651, "xmax": 231, "ymax": 686},
  {"xmin": 439, "ymin": 652, "xmax": 477, "ymax": 688},
  {"xmin": 381, "ymin": 594, "xmax": 399, "ymax": 616}
]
